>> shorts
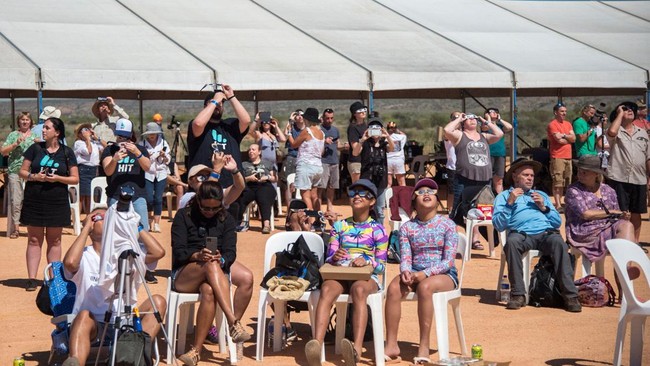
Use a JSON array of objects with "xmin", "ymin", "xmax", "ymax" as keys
[
  {"xmin": 318, "ymin": 163, "xmax": 340, "ymax": 189},
  {"xmin": 281, "ymin": 155, "xmax": 297, "ymax": 182},
  {"xmin": 387, "ymin": 158, "xmax": 406, "ymax": 175},
  {"xmin": 295, "ymin": 163, "xmax": 323, "ymax": 190},
  {"xmin": 491, "ymin": 156, "xmax": 505, "ymax": 178},
  {"xmin": 412, "ymin": 265, "xmax": 459, "ymax": 289},
  {"xmin": 550, "ymin": 158, "xmax": 572, "ymax": 187},
  {"xmin": 347, "ymin": 161, "xmax": 361, "ymax": 175},
  {"xmin": 607, "ymin": 179, "xmax": 648, "ymax": 214}
]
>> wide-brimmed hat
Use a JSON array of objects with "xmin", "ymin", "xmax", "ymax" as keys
[
  {"xmin": 349, "ymin": 101, "xmax": 368, "ymax": 114},
  {"xmin": 414, "ymin": 178, "xmax": 439, "ymax": 193},
  {"xmin": 114, "ymin": 118, "xmax": 133, "ymax": 138},
  {"xmin": 636, "ymin": 99, "xmax": 647, "ymax": 110},
  {"xmin": 576, "ymin": 155, "xmax": 605, "ymax": 175},
  {"xmin": 504, "ymin": 158, "xmax": 542, "ymax": 188},
  {"xmin": 74, "ymin": 123, "xmax": 93, "ymax": 137},
  {"xmin": 188, "ymin": 164, "xmax": 212, "ymax": 180},
  {"xmin": 39, "ymin": 106, "xmax": 61, "ymax": 120},
  {"xmin": 142, "ymin": 122, "xmax": 163, "ymax": 136},
  {"xmin": 92, "ymin": 99, "xmax": 114, "ymax": 119},
  {"xmin": 349, "ymin": 179, "xmax": 378, "ymax": 198},
  {"xmin": 303, "ymin": 107, "xmax": 320, "ymax": 123},
  {"xmin": 288, "ymin": 199, "xmax": 308, "ymax": 211}
]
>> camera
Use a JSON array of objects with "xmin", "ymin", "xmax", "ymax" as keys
[
  {"xmin": 116, "ymin": 185, "xmax": 135, "ymax": 212},
  {"xmin": 368, "ymin": 125, "xmax": 382, "ymax": 137},
  {"xmin": 167, "ymin": 115, "xmax": 181, "ymax": 130},
  {"xmin": 255, "ymin": 171, "xmax": 264, "ymax": 180},
  {"xmin": 589, "ymin": 103, "xmax": 607, "ymax": 126}
]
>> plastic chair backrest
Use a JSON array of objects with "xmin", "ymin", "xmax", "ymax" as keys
[
  {"xmin": 411, "ymin": 155, "xmax": 428, "ymax": 176},
  {"xmin": 606, "ymin": 239, "xmax": 650, "ymax": 308},
  {"xmin": 68, "ymin": 184, "xmax": 80, "ymax": 204},
  {"xmin": 263, "ymin": 232, "xmax": 325, "ymax": 274},
  {"xmin": 90, "ymin": 176, "xmax": 108, "ymax": 210},
  {"xmin": 384, "ymin": 187, "xmax": 393, "ymax": 209},
  {"xmin": 44, "ymin": 262, "xmax": 77, "ymax": 317},
  {"xmin": 455, "ymin": 234, "xmax": 468, "ymax": 288}
]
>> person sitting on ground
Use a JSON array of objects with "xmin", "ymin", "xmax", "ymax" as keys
[
  {"xmin": 303, "ymin": 179, "xmax": 388, "ymax": 366},
  {"xmin": 384, "ymin": 178, "xmax": 458, "ymax": 365},
  {"xmin": 492, "ymin": 158, "xmax": 581, "ymax": 312},
  {"xmin": 565, "ymin": 154, "xmax": 634, "ymax": 301},
  {"xmin": 171, "ymin": 181, "xmax": 251, "ymax": 366},
  {"xmin": 236, "ymin": 143, "xmax": 278, "ymax": 234},
  {"xmin": 61, "ymin": 209, "xmax": 166, "ymax": 366}
]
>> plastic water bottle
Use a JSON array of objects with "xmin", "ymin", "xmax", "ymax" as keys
[
  {"xmin": 500, "ymin": 275, "xmax": 510, "ymax": 303},
  {"xmin": 267, "ymin": 316, "xmax": 287, "ymax": 349},
  {"xmin": 133, "ymin": 307, "xmax": 143, "ymax": 332}
]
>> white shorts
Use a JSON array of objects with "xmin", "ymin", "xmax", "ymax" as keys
[
  {"xmin": 387, "ymin": 159, "xmax": 406, "ymax": 175},
  {"xmin": 295, "ymin": 163, "xmax": 323, "ymax": 190}
]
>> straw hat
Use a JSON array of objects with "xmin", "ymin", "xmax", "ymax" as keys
[
  {"xmin": 91, "ymin": 99, "xmax": 114, "ymax": 119},
  {"xmin": 504, "ymin": 158, "xmax": 542, "ymax": 188}
]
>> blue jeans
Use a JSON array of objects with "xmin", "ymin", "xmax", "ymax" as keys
[
  {"xmin": 109, "ymin": 196, "xmax": 150, "ymax": 232},
  {"xmin": 145, "ymin": 178, "xmax": 167, "ymax": 216},
  {"xmin": 374, "ymin": 188, "xmax": 386, "ymax": 226}
]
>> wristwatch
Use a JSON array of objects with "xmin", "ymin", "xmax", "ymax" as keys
[{"xmin": 230, "ymin": 168, "xmax": 240, "ymax": 175}]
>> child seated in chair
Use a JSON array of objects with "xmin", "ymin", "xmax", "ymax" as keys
[{"xmin": 61, "ymin": 209, "xmax": 166, "ymax": 366}]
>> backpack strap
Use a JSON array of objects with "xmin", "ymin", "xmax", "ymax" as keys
[{"xmin": 599, "ymin": 276, "xmax": 617, "ymax": 307}]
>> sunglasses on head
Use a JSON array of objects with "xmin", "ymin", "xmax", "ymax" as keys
[
  {"xmin": 347, "ymin": 189, "xmax": 373, "ymax": 199},
  {"xmin": 414, "ymin": 188, "xmax": 437, "ymax": 196},
  {"xmin": 323, "ymin": 108, "xmax": 334, "ymax": 114}
]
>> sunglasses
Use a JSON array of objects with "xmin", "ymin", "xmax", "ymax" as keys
[
  {"xmin": 347, "ymin": 189, "xmax": 374, "ymax": 199},
  {"xmin": 354, "ymin": 108, "xmax": 368, "ymax": 114},
  {"xmin": 414, "ymin": 188, "xmax": 437, "ymax": 196},
  {"xmin": 193, "ymin": 174, "xmax": 209, "ymax": 182},
  {"xmin": 323, "ymin": 108, "xmax": 334, "ymax": 114},
  {"xmin": 199, "ymin": 202, "xmax": 223, "ymax": 213},
  {"xmin": 81, "ymin": 128, "xmax": 90, "ymax": 133}
]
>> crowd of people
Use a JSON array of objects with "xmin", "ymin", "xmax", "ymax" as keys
[{"xmin": 3, "ymin": 88, "xmax": 649, "ymax": 366}]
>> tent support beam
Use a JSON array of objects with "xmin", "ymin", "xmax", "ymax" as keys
[
  {"xmin": 511, "ymin": 88, "xmax": 518, "ymax": 161},
  {"xmin": 10, "ymin": 92, "xmax": 15, "ymax": 130},
  {"xmin": 138, "ymin": 91, "xmax": 143, "ymax": 133}
]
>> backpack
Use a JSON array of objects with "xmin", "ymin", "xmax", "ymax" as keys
[
  {"xmin": 528, "ymin": 256, "xmax": 564, "ymax": 308},
  {"xmin": 114, "ymin": 326, "xmax": 153, "ymax": 366},
  {"xmin": 35, "ymin": 261, "xmax": 77, "ymax": 316},
  {"xmin": 574, "ymin": 275, "xmax": 616, "ymax": 307},
  {"xmin": 387, "ymin": 230, "xmax": 401, "ymax": 264},
  {"xmin": 261, "ymin": 234, "xmax": 322, "ymax": 291}
]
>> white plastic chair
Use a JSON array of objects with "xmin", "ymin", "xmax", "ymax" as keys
[
  {"xmin": 164, "ymin": 277, "xmax": 237, "ymax": 365},
  {"xmin": 286, "ymin": 173, "xmax": 301, "ymax": 199},
  {"xmin": 465, "ymin": 218, "xmax": 504, "ymax": 260},
  {"xmin": 242, "ymin": 201, "xmax": 275, "ymax": 231},
  {"xmin": 89, "ymin": 176, "xmax": 108, "ymax": 212},
  {"xmin": 569, "ymin": 246, "xmax": 606, "ymax": 278},
  {"xmin": 495, "ymin": 231, "xmax": 540, "ymax": 303},
  {"xmin": 605, "ymin": 239, "xmax": 650, "ymax": 366},
  {"xmin": 275, "ymin": 185, "xmax": 282, "ymax": 216},
  {"xmin": 256, "ymin": 232, "xmax": 324, "ymax": 361},
  {"xmin": 68, "ymin": 184, "xmax": 81, "ymax": 235},
  {"xmin": 403, "ymin": 234, "xmax": 469, "ymax": 360},
  {"xmin": 332, "ymin": 264, "xmax": 387, "ymax": 365},
  {"xmin": 165, "ymin": 191, "xmax": 176, "ymax": 220},
  {"xmin": 408, "ymin": 155, "xmax": 432, "ymax": 181}
]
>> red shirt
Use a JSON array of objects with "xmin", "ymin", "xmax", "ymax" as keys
[
  {"xmin": 547, "ymin": 119, "xmax": 573, "ymax": 159},
  {"xmin": 633, "ymin": 118, "xmax": 650, "ymax": 132}
]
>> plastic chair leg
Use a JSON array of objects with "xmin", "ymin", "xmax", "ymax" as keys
[
  {"xmin": 255, "ymin": 294, "xmax": 268, "ymax": 361},
  {"xmin": 165, "ymin": 298, "xmax": 178, "ymax": 364},
  {"xmin": 449, "ymin": 297, "xmax": 468, "ymax": 356},
  {"xmin": 369, "ymin": 297, "xmax": 385, "ymax": 366},
  {"xmin": 612, "ymin": 317, "xmax": 626, "ymax": 366},
  {"xmin": 433, "ymin": 296, "xmax": 450, "ymax": 360},
  {"xmin": 629, "ymin": 315, "xmax": 645, "ymax": 365}
]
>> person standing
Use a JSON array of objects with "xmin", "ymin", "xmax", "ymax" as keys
[
  {"xmin": 483, "ymin": 108, "xmax": 513, "ymax": 193},
  {"xmin": 386, "ymin": 121, "xmax": 408, "ymax": 187},
  {"xmin": 347, "ymin": 102, "xmax": 369, "ymax": 183},
  {"xmin": 318, "ymin": 108, "xmax": 341, "ymax": 213},
  {"xmin": 573, "ymin": 104, "xmax": 598, "ymax": 158},
  {"xmin": 250, "ymin": 113, "xmax": 286, "ymax": 170},
  {"xmin": 140, "ymin": 122, "xmax": 171, "ymax": 233},
  {"xmin": 73, "ymin": 123, "xmax": 103, "ymax": 213},
  {"xmin": 19, "ymin": 117, "xmax": 79, "ymax": 291},
  {"xmin": 444, "ymin": 112, "xmax": 461, "ymax": 211},
  {"xmin": 1, "ymin": 112, "xmax": 39, "ymax": 238},
  {"xmin": 281, "ymin": 110, "xmax": 306, "ymax": 206},
  {"xmin": 606, "ymin": 101, "xmax": 650, "ymax": 244},
  {"xmin": 91, "ymin": 96, "xmax": 129, "ymax": 144},
  {"xmin": 547, "ymin": 102, "xmax": 576, "ymax": 211}
]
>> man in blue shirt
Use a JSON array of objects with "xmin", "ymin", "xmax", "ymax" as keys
[{"xmin": 493, "ymin": 158, "xmax": 581, "ymax": 312}]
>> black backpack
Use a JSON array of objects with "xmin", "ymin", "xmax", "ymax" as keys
[
  {"xmin": 528, "ymin": 256, "xmax": 564, "ymax": 308},
  {"xmin": 114, "ymin": 326, "xmax": 153, "ymax": 366},
  {"xmin": 387, "ymin": 230, "xmax": 401, "ymax": 264},
  {"xmin": 261, "ymin": 234, "xmax": 322, "ymax": 291}
]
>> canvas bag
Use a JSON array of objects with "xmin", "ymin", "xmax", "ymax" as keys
[
  {"xmin": 574, "ymin": 275, "xmax": 615, "ymax": 307},
  {"xmin": 452, "ymin": 185, "xmax": 495, "ymax": 227},
  {"xmin": 261, "ymin": 234, "xmax": 322, "ymax": 291},
  {"xmin": 114, "ymin": 326, "xmax": 153, "ymax": 366},
  {"xmin": 35, "ymin": 261, "xmax": 77, "ymax": 316}
]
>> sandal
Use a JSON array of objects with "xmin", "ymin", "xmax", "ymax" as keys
[
  {"xmin": 9, "ymin": 231, "xmax": 19, "ymax": 239},
  {"xmin": 413, "ymin": 356, "xmax": 432, "ymax": 365},
  {"xmin": 304, "ymin": 339, "xmax": 322, "ymax": 366},
  {"xmin": 229, "ymin": 320, "xmax": 251, "ymax": 343},
  {"xmin": 471, "ymin": 241, "xmax": 484, "ymax": 250},
  {"xmin": 341, "ymin": 338, "xmax": 359, "ymax": 365},
  {"xmin": 384, "ymin": 354, "xmax": 402, "ymax": 364}
]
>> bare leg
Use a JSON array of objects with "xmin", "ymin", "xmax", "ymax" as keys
[
  {"xmin": 396, "ymin": 174, "xmax": 406, "ymax": 186},
  {"xmin": 194, "ymin": 283, "xmax": 217, "ymax": 351},
  {"xmin": 350, "ymin": 172, "xmax": 360, "ymax": 184},
  {"xmin": 349, "ymin": 279, "xmax": 379, "ymax": 357},
  {"xmin": 325, "ymin": 187, "xmax": 335, "ymax": 212},
  {"xmin": 66, "ymin": 310, "xmax": 98, "ymax": 365},
  {"xmin": 630, "ymin": 213, "xmax": 642, "ymax": 243},
  {"xmin": 230, "ymin": 262, "xmax": 254, "ymax": 321},
  {"xmin": 26, "ymin": 226, "xmax": 45, "ymax": 279},
  {"xmin": 139, "ymin": 294, "xmax": 167, "ymax": 338},
  {"xmin": 493, "ymin": 175, "xmax": 503, "ymax": 194},
  {"xmin": 553, "ymin": 187, "xmax": 563, "ymax": 208},
  {"xmin": 310, "ymin": 187, "xmax": 321, "ymax": 213},
  {"xmin": 387, "ymin": 174, "xmax": 393, "ymax": 188},
  {"xmin": 45, "ymin": 227, "xmax": 63, "ymax": 265},
  {"xmin": 385, "ymin": 275, "xmax": 412, "ymax": 358},
  {"xmin": 312, "ymin": 280, "xmax": 345, "ymax": 343},
  {"xmin": 414, "ymin": 275, "xmax": 454, "ymax": 358}
]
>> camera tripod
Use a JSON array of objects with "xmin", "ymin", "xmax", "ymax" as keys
[
  {"xmin": 167, "ymin": 115, "xmax": 188, "ymax": 170},
  {"xmin": 94, "ymin": 249, "xmax": 177, "ymax": 366}
]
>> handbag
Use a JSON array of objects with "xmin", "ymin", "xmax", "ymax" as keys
[
  {"xmin": 574, "ymin": 275, "xmax": 615, "ymax": 307},
  {"xmin": 261, "ymin": 234, "xmax": 322, "ymax": 291},
  {"xmin": 115, "ymin": 326, "xmax": 153, "ymax": 366},
  {"xmin": 35, "ymin": 261, "xmax": 76, "ymax": 316}
]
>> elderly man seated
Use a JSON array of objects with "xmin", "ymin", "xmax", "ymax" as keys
[
  {"xmin": 61, "ymin": 209, "xmax": 166, "ymax": 366},
  {"xmin": 492, "ymin": 158, "xmax": 581, "ymax": 312}
]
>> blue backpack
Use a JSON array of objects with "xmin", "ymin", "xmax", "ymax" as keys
[
  {"xmin": 387, "ymin": 230, "xmax": 401, "ymax": 264},
  {"xmin": 35, "ymin": 261, "xmax": 77, "ymax": 316}
]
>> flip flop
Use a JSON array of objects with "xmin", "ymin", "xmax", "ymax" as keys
[
  {"xmin": 413, "ymin": 356, "xmax": 432, "ymax": 365},
  {"xmin": 304, "ymin": 339, "xmax": 322, "ymax": 366},
  {"xmin": 340, "ymin": 338, "xmax": 358, "ymax": 365},
  {"xmin": 384, "ymin": 354, "xmax": 402, "ymax": 364},
  {"xmin": 471, "ymin": 241, "xmax": 484, "ymax": 250}
]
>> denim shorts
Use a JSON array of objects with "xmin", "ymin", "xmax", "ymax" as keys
[
  {"xmin": 294, "ymin": 163, "xmax": 323, "ymax": 190},
  {"xmin": 412, "ymin": 265, "xmax": 459, "ymax": 289}
]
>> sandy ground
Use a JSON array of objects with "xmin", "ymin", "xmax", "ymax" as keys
[{"xmin": 1, "ymin": 197, "xmax": 649, "ymax": 366}]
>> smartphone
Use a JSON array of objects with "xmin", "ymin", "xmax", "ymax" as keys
[
  {"xmin": 206, "ymin": 237, "xmax": 219, "ymax": 253},
  {"xmin": 260, "ymin": 112, "xmax": 272, "ymax": 123}
]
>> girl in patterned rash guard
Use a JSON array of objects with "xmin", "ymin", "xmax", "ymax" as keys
[
  {"xmin": 383, "ymin": 178, "xmax": 459, "ymax": 365},
  {"xmin": 303, "ymin": 179, "xmax": 387, "ymax": 366}
]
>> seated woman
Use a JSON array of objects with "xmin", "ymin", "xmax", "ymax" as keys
[
  {"xmin": 303, "ymin": 179, "xmax": 388, "ymax": 366},
  {"xmin": 171, "ymin": 181, "xmax": 251, "ymax": 366},
  {"xmin": 565, "ymin": 155, "xmax": 634, "ymax": 300},
  {"xmin": 384, "ymin": 178, "xmax": 458, "ymax": 365},
  {"xmin": 237, "ymin": 143, "xmax": 277, "ymax": 234}
]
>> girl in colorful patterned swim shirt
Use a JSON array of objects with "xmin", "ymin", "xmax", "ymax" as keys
[
  {"xmin": 303, "ymin": 179, "xmax": 388, "ymax": 366},
  {"xmin": 383, "ymin": 178, "xmax": 459, "ymax": 365}
]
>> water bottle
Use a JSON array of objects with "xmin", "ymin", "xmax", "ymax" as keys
[
  {"xmin": 133, "ymin": 307, "xmax": 143, "ymax": 332},
  {"xmin": 267, "ymin": 316, "xmax": 287, "ymax": 348},
  {"xmin": 500, "ymin": 275, "xmax": 510, "ymax": 303}
]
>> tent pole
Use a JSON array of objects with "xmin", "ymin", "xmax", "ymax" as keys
[
  {"xmin": 37, "ymin": 89, "xmax": 43, "ymax": 122},
  {"xmin": 461, "ymin": 90, "xmax": 466, "ymax": 112},
  {"xmin": 511, "ymin": 88, "xmax": 518, "ymax": 161},
  {"xmin": 369, "ymin": 90, "xmax": 374, "ymax": 114},
  {"xmin": 10, "ymin": 92, "xmax": 15, "ymax": 130},
  {"xmin": 253, "ymin": 91, "xmax": 258, "ymax": 115},
  {"xmin": 138, "ymin": 91, "xmax": 143, "ymax": 133},
  {"xmin": 646, "ymin": 82, "xmax": 649, "ymax": 122}
]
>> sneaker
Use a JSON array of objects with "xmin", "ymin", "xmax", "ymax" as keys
[
  {"xmin": 565, "ymin": 296, "xmax": 582, "ymax": 313},
  {"xmin": 262, "ymin": 226, "xmax": 271, "ymax": 234},
  {"xmin": 205, "ymin": 325, "xmax": 219, "ymax": 344},
  {"xmin": 506, "ymin": 294, "xmax": 526, "ymax": 310},
  {"xmin": 229, "ymin": 320, "xmax": 251, "ymax": 343},
  {"xmin": 236, "ymin": 222, "xmax": 249, "ymax": 232},
  {"xmin": 286, "ymin": 327, "xmax": 297, "ymax": 342},
  {"xmin": 26, "ymin": 279, "xmax": 37, "ymax": 292},
  {"xmin": 62, "ymin": 357, "xmax": 80, "ymax": 366},
  {"xmin": 151, "ymin": 223, "xmax": 161, "ymax": 233},
  {"xmin": 178, "ymin": 345, "xmax": 200, "ymax": 366},
  {"xmin": 144, "ymin": 271, "xmax": 158, "ymax": 284}
]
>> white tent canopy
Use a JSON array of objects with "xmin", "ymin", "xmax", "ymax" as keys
[{"xmin": 0, "ymin": 0, "xmax": 648, "ymax": 99}]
